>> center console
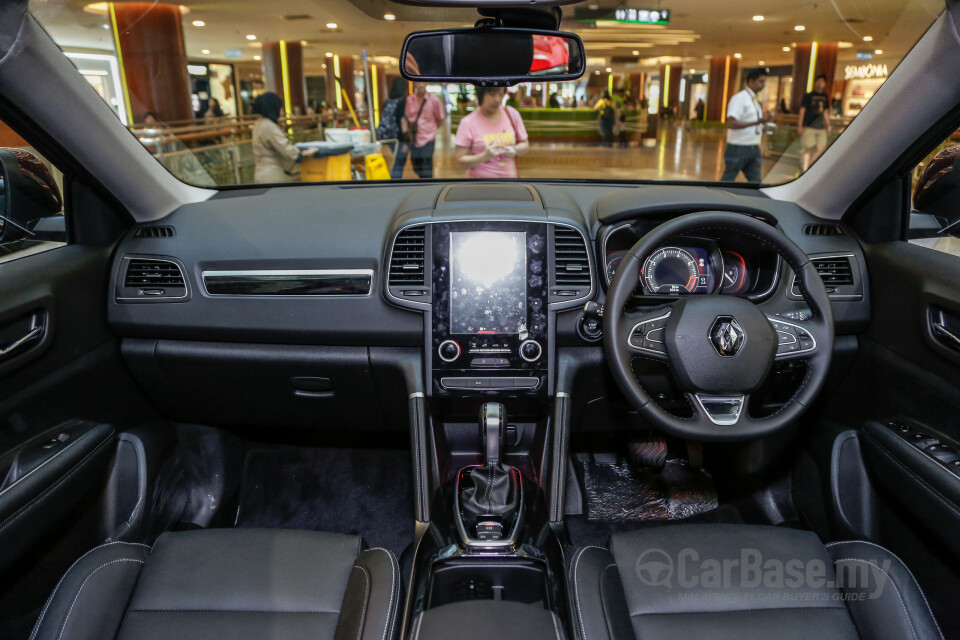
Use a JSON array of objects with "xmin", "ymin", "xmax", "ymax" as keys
[{"xmin": 431, "ymin": 221, "xmax": 550, "ymax": 395}]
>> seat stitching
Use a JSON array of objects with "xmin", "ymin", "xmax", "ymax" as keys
[
  {"xmin": 599, "ymin": 563, "xmax": 619, "ymax": 640},
  {"xmin": 0, "ymin": 436, "xmax": 114, "ymax": 535},
  {"xmin": 352, "ymin": 565, "xmax": 371, "ymax": 640},
  {"xmin": 631, "ymin": 604, "xmax": 848, "ymax": 616},
  {"xmin": 832, "ymin": 558, "xmax": 918, "ymax": 640},
  {"xmin": 824, "ymin": 539, "xmax": 945, "ymax": 639},
  {"xmin": 124, "ymin": 608, "xmax": 343, "ymax": 614},
  {"xmin": 368, "ymin": 548, "xmax": 398, "ymax": 640},
  {"xmin": 29, "ymin": 541, "xmax": 149, "ymax": 640},
  {"xmin": 55, "ymin": 558, "xmax": 145, "ymax": 640},
  {"xmin": 572, "ymin": 546, "xmax": 607, "ymax": 640},
  {"xmin": 411, "ymin": 612, "xmax": 423, "ymax": 640}
]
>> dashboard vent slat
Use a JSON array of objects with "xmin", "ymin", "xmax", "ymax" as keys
[
  {"xmin": 812, "ymin": 257, "xmax": 854, "ymax": 286},
  {"xmin": 134, "ymin": 225, "xmax": 175, "ymax": 238},
  {"xmin": 803, "ymin": 224, "xmax": 843, "ymax": 236},
  {"xmin": 553, "ymin": 227, "xmax": 591, "ymax": 286},
  {"xmin": 389, "ymin": 226, "xmax": 426, "ymax": 286},
  {"xmin": 124, "ymin": 259, "xmax": 185, "ymax": 288}
]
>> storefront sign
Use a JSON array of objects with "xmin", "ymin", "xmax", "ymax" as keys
[
  {"xmin": 844, "ymin": 63, "xmax": 888, "ymax": 80},
  {"xmin": 187, "ymin": 64, "xmax": 208, "ymax": 76},
  {"xmin": 613, "ymin": 8, "xmax": 670, "ymax": 24}
]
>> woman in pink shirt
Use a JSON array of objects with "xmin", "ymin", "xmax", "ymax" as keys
[{"xmin": 455, "ymin": 87, "xmax": 529, "ymax": 179}]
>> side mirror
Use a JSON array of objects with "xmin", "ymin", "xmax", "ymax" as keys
[
  {"xmin": 0, "ymin": 148, "xmax": 64, "ymax": 244},
  {"xmin": 401, "ymin": 28, "xmax": 585, "ymax": 85}
]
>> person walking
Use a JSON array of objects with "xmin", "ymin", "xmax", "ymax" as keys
[
  {"xmin": 797, "ymin": 74, "xmax": 832, "ymax": 172},
  {"xmin": 694, "ymin": 98, "xmax": 705, "ymax": 121},
  {"xmin": 721, "ymin": 68, "xmax": 773, "ymax": 183},
  {"xmin": 594, "ymin": 90, "xmax": 616, "ymax": 148},
  {"xmin": 377, "ymin": 77, "xmax": 409, "ymax": 179},
  {"xmin": 403, "ymin": 82, "xmax": 445, "ymax": 178},
  {"xmin": 250, "ymin": 92, "xmax": 316, "ymax": 184},
  {"xmin": 454, "ymin": 86, "xmax": 528, "ymax": 178}
]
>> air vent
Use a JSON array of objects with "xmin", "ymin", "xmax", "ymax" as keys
[
  {"xmin": 134, "ymin": 225, "xmax": 175, "ymax": 238},
  {"xmin": 389, "ymin": 226, "xmax": 426, "ymax": 286},
  {"xmin": 812, "ymin": 257, "xmax": 854, "ymax": 286},
  {"xmin": 124, "ymin": 259, "xmax": 185, "ymax": 288},
  {"xmin": 803, "ymin": 224, "xmax": 844, "ymax": 236},
  {"xmin": 553, "ymin": 227, "xmax": 591, "ymax": 286}
]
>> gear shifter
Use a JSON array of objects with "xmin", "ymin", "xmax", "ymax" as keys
[{"xmin": 459, "ymin": 403, "xmax": 519, "ymax": 530}]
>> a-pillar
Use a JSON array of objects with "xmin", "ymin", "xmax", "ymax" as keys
[
  {"xmin": 110, "ymin": 2, "xmax": 192, "ymax": 124},
  {"xmin": 790, "ymin": 42, "xmax": 839, "ymax": 113},
  {"xmin": 705, "ymin": 55, "xmax": 739, "ymax": 122},
  {"xmin": 658, "ymin": 63, "xmax": 682, "ymax": 114},
  {"xmin": 262, "ymin": 41, "xmax": 307, "ymax": 115}
]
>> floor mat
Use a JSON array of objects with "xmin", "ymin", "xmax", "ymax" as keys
[
  {"xmin": 236, "ymin": 446, "xmax": 414, "ymax": 558},
  {"xmin": 581, "ymin": 457, "xmax": 718, "ymax": 522},
  {"xmin": 566, "ymin": 504, "xmax": 743, "ymax": 549}
]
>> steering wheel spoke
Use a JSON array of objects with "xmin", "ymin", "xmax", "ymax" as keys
[
  {"xmin": 766, "ymin": 315, "xmax": 818, "ymax": 360},
  {"xmin": 624, "ymin": 308, "xmax": 671, "ymax": 361},
  {"xmin": 688, "ymin": 392, "xmax": 749, "ymax": 426}
]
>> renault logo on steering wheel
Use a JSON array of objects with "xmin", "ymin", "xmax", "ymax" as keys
[{"xmin": 710, "ymin": 316, "xmax": 745, "ymax": 357}]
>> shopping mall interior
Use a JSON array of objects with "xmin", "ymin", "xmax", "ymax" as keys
[{"xmin": 10, "ymin": 0, "xmax": 947, "ymax": 185}]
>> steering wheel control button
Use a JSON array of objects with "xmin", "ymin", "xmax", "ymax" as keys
[
  {"xmin": 710, "ymin": 316, "xmax": 745, "ymax": 357},
  {"xmin": 768, "ymin": 317, "xmax": 816, "ymax": 357},
  {"xmin": 438, "ymin": 340, "xmax": 461, "ymax": 363},
  {"xmin": 627, "ymin": 312, "xmax": 672, "ymax": 355},
  {"xmin": 519, "ymin": 340, "xmax": 542, "ymax": 362}
]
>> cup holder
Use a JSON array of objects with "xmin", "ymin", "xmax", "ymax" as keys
[{"xmin": 427, "ymin": 557, "xmax": 550, "ymax": 609}]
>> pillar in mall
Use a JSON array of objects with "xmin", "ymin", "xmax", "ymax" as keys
[
  {"xmin": 790, "ymin": 42, "xmax": 839, "ymax": 113},
  {"xmin": 628, "ymin": 73, "xmax": 645, "ymax": 106},
  {"xmin": 110, "ymin": 2, "xmax": 192, "ymax": 123},
  {"xmin": 262, "ymin": 41, "xmax": 307, "ymax": 115},
  {"xmin": 658, "ymin": 63, "xmax": 682, "ymax": 114},
  {"xmin": 705, "ymin": 56, "xmax": 739, "ymax": 121},
  {"xmin": 326, "ymin": 56, "xmax": 356, "ymax": 112}
]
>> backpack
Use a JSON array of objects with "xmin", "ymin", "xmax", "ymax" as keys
[
  {"xmin": 376, "ymin": 97, "xmax": 403, "ymax": 140},
  {"xmin": 601, "ymin": 103, "xmax": 615, "ymax": 122}
]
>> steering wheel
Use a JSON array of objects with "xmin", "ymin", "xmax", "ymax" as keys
[{"xmin": 602, "ymin": 212, "xmax": 834, "ymax": 441}]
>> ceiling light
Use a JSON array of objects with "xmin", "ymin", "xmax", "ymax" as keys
[
  {"xmin": 794, "ymin": 25, "xmax": 805, "ymax": 31},
  {"xmin": 734, "ymin": 53, "xmax": 741, "ymax": 59},
  {"xmin": 782, "ymin": 46, "xmax": 791, "ymax": 52},
  {"xmin": 246, "ymin": 34, "xmax": 257, "ymax": 40},
  {"xmin": 301, "ymin": 40, "xmax": 308, "ymax": 45},
  {"xmin": 605, "ymin": 67, "xmax": 612, "ymax": 72},
  {"xmin": 383, "ymin": 13, "xmax": 396, "ymax": 20},
  {"xmin": 758, "ymin": 60, "xmax": 765, "ymax": 65},
  {"xmin": 326, "ymin": 23, "xmax": 337, "ymax": 29},
  {"xmin": 322, "ymin": 64, "xmax": 327, "ymax": 69},
  {"xmin": 325, "ymin": 52, "xmax": 333, "ymax": 58},
  {"xmin": 632, "ymin": 50, "xmax": 640, "ymax": 55},
  {"xmin": 588, "ymin": 3, "xmax": 599, "ymax": 9},
  {"xmin": 874, "ymin": 49, "xmax": 883, "ymax": 55},
  {"xmin": 201, "ymin": 49, "xmax": 210, "ymax": 54},
  {"xmin": 253, "ymin": 55, "xmax": 261, "ymax": 60},
  {"xmin": 752, "ymin": 15, "xmax": 764, "ymax": 21},
  {"xmin": 192, "ymin": 20, "xmax": 205, "ymax": 27},
  {"xmin": 594, "ymin": 70, "xmax": 600, "ymax": 75},
  {"xmin": 863, "ymin": 35, "xmax": 873, "ymax": 42}
]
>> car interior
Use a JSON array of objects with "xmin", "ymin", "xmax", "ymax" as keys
[{"xmin": 1, "ymin": 0, "xmax": 960, "ymax": 639}]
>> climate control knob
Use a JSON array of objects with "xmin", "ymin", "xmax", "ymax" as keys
[
  {"xmin": 438, "ymin": 340, "xmax": 461, "ymax": 363},
  {"xmin": 519, "ymin": 340, "xmax": 542, "ymax": 363}
]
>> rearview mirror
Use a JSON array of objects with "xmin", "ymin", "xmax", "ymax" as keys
[{"xmin": 401, "ymin": 28, "xmax": 585, "ymax": 84}]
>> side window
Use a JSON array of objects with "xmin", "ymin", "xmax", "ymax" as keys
[
  {"xmin": 908, "ymin": 128, "xmax": 960, "ymax": 257},
  {"xmin": 0, "ymin": 116, "xmax": 67, "ymax": 264}
]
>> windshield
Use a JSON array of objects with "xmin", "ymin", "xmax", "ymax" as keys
[{"xmin": 30, "ymin": 0, "xmax": 942, "ymax": 187}]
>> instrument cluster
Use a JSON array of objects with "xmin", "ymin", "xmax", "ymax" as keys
[{"xmin": 601, "ymin": 223, "xmax": 780, "ymax": 300}]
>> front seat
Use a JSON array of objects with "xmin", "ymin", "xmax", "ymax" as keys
[
  {"xmin": 570, "ymin": 524, "xmax": 943, "ymax": 640},
  {"xmin": 29, "ymin": 528, "xmax": 399, "ymax": 640}
]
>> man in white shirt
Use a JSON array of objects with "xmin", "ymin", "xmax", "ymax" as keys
[{"xmin": 721, "ymin": 68, "xmax": 773, "ymax": 183}]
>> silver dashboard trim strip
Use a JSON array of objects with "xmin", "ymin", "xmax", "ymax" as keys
[{"xmin": 200, "ymin": 269, "xmax": 374, "ymax": 297}]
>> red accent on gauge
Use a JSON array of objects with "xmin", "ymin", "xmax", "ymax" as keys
[{"xmin": 685, "ymin": 275, "xmax": 697, "ymax": 292}]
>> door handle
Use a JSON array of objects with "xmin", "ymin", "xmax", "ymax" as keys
[
  {"xmin": 0, "ymin": 324, "xmax": 43, "ymax": 360},
  {"xmin": 929, "ymin": 306, "xmax": 960, "ymax": 353}
]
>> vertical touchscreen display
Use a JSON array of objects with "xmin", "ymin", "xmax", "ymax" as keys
[{"xmin": 450, "ymin": 231, "xmax": 527, "ymax": 334}]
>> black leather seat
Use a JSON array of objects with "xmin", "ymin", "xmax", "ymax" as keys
[
  {"xmin": 29, "ymin": 528, "xmax": 399, "ymax": 640},
  {"xmin": 570, "ymin": 524, "xmax": 943, "ymax": 640}
]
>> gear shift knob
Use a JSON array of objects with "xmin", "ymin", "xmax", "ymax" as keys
[{"xmin": 480, "ymin": 402, "xmax": 506, "ymax": 466}]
